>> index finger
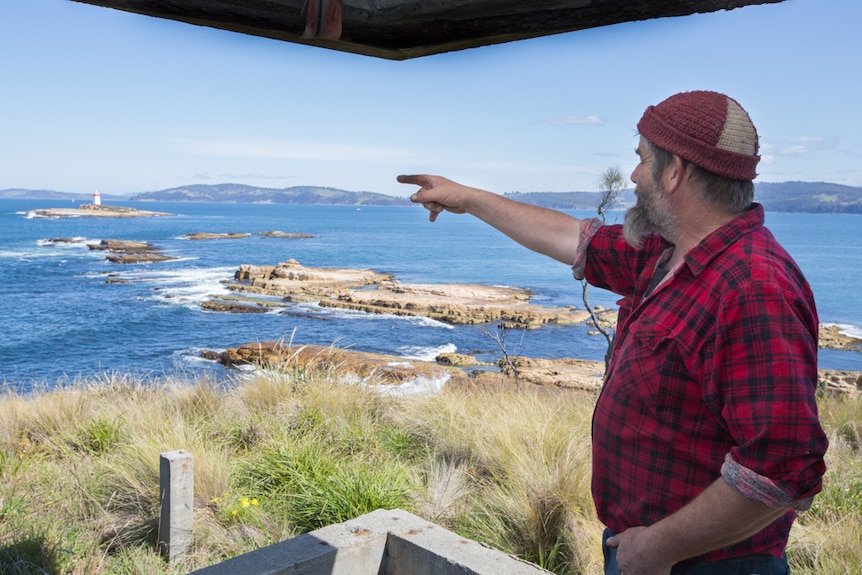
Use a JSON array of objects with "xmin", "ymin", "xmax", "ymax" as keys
[{"xmin": 397, "ymin": 174, "xmax": 429, "ymax": 187}]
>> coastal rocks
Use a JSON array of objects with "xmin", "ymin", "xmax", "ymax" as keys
[
  {"xmin": 227, "ymin": 259, "xmax": 392, "ymax": 302},
  {"xmin": 42, "ymin": 237, "xmax": 86, "ymax": 245},
  {"xmin": 498, "ymin": 356, "xmax": 605, "ymax": 391},
  {"xmin": 89, "ymin": 239, "xmax": 177, "ymax": 264},
  {"xmin": 322, "ymin": 280, "xmax": 589, "ymax": 328},
  {"xmin": 219, "ymin": 260, "xmax": 590, "ymax": 329},
  {"xmin": 27, "ymin": 204, "xmax": 174, "ymax": 218},
  {"xmin": 200, "ymin": 300, "xmax": 269, "ymax": 313},
  {"xmin": 819, "ymin": 324, "xmax": 862, "ymax": 352},
  {"xmin": 202, "ymin": 341, "xmax": 860, "ymax": 397},
  {"xmin": 200, "ymin": 294, "xmax": 291, "ymax": 313},
  {"xmin": 180, "ymin": 231, "xmax": 316, "ymax": 240},
  {"xmin": 184, "ymin": 232, "xmax": 250, "ymax": 240},
  {"xmin": 201, "ymin": 342, "xmax": 605, "ymax": 392},
  {"xmin": 203, "ymin": 342, "xmax": 470, "ymax": 388},
  {"xmin": 259, "ymin": 231, "xmax": 316, "ymax": 239},
  {"xmin": 435, "ymin": 353, "xmax": 485, "ymax": 367}
]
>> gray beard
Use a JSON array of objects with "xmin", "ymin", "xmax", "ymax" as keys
[
  {"xmin": 623, "ymin": 202, "xmax": 653, "ymax": 248},
  {"xmin": 622, "ymin": 185, "xmax": 677, "ymax": 248}
]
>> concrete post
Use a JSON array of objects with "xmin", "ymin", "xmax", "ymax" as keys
[{"xmin": 159, "ymin": 449, "xmax": 194, "ymax": 566}]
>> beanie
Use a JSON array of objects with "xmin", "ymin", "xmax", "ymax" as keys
[{"xmin": 636, "ymin": 90, "xmax": 760, "ymax": 180}]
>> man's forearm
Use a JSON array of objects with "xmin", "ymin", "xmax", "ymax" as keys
[
  {"xmin": 651, "ymin": 478, "xmax": 786, "ymax": 559},
  {"xmin": 465, "ymin": 189, "xmax": 582, "ymax": 264},
  {"xmin": 613, "ymin": 478, "xmax": 788, "ymax": 574}
]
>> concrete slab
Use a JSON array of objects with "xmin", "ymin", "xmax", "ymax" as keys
[{"xmin": 189, "ymin": 508, "xmax": 552, "ymax": 575}]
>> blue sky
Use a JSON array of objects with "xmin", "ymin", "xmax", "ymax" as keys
[{"xmin": 2, "ymin": 0, "xmax": 860, "ymax": 197}]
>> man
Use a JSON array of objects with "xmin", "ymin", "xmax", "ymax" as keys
[{"xmin": 398, "ymin": 90, "xmax": 828, "ymax": 575}]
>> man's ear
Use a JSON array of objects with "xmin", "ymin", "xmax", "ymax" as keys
[{"xmin": 664, "ymin": 154, "xmax": 687, "ymax": 193}]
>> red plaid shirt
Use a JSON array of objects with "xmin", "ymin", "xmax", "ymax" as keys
[{"xmin": 577, "ymin": 204, "xmax": 827, "ymax": 562}]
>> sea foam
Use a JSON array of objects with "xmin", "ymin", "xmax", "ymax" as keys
[
  {"xmin": 830, "ymin": 323, "xmax": 862, "ymax": 340},
  {"xmin": 294, "ymin": 302, "xmax": 453, "ymax": 328},
  {"xmin": 370, "ymin": 373, "xmax": 450, "ymax": 396},
  {"xmin": 396, "ymin": 342, "xmax": 458, "ymax": 362},
  {"xmin": 115, "ymin": 266, "xmax": 236, "ymax": 309}
]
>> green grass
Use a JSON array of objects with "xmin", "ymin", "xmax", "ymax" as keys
[{"xmin": 0, "ymin": 369, "xmax": 859, "ymax": 574}]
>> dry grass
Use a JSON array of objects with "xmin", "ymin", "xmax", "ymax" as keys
[{"xmin": 0, "ymin": 370, "xmax": 859, "ymax": 575}]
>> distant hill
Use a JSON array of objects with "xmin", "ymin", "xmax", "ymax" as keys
[
  {"xmin": 752, "ymin": 181, "xmax": 862, "ymax": 213},
  {"xmin": 508, "ymin": 181, "xmax": 862, "ymax": 214},
  {"xmin": 131, "ymin": 184, "xmax": 411, "ymax": 206},
  {"xmin": 4, "ymin": 181, "xmax": 862, "ymax": 213}
]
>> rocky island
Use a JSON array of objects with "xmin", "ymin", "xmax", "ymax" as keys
[{"xmin": 27, "ymin": 203, "xmax": 174, "ymax": 218}]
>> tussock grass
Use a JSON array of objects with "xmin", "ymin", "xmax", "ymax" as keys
[{"xmin": 0, "ymin": 370, "xmax": 859, "ymax": 575}]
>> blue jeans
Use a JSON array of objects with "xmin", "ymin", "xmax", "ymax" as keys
[{"xmin": 602, "ymin": 529, "xmax": 790, "ymax": 575}]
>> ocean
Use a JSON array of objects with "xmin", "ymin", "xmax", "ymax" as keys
[{"xmin": 2, "ymin": 198, "xmax": 860, "ymax": 392}]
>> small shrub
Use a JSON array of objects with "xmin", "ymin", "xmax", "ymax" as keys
[
  {"xmin": 237, "ymin": 439, "xmax": 336, "ymax": 496},
  {"xmin": 235, "ymin": 438, "xmax": 413, "ymax": 533},
  {"xmin": 76, "ymin": 417, "xmax": 123, "ymax": 455},
  {"xmin": 286, "ymin": 458, "xmax": 413, "ymax": 532}
]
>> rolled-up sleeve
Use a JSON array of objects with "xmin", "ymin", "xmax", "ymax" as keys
[{"xmin": 572, "ymin": 217, "xmax": 603, "ymax": 280}]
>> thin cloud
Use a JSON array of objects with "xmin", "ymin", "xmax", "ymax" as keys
[
  {"xmin": 170, "ymin": 138, "xmax": 413, "ymax": 162},
  {"xmin": 762, "ymin": 135, "xmax": 833, "ymax": 158},
  {"xmin": 545, "ymin": 115, "xmax": 603, "ymax": 126},
  {"xmin": 460, "ymin": 158, "xmax": 598, "ymax": 176},
  {"xmin": 217, "ymin": 173, "xmax": 293, "ymax": 181},
  {"xmin": 778, "ymin": 145, "xmax": 810, "ymax": 156},
  {"xmin": 789, "ymin": 136, "xmax": 827, "ymax": 144}
]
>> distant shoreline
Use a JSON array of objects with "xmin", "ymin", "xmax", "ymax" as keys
[{"xmin": 5, "ymin": 179, "xmax": 862, "ymax": 213}]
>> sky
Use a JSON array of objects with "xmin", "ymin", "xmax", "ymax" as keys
[{"xmin": 1, "ymin": 0, "xmax": 860, "ymax": 198}]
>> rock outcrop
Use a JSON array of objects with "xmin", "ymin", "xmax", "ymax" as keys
[
  {"xmin": 499, "ymin": 356, "xmax": 606, "ymax": 391},
  {"xmin": 215, "ymin": 259, "xmax": 590, "ymax": 329},
  {"xmin": 819, "ymin": 324, "xmax": 862, "ymax": 352},
  {"xmin": 258, "ymin": 230, "xmax": 316, "ymax": 239},
  {"xmin": 184, "ymin": 232, "xmax": 250, "ymax": 240},
  {"xmin": 89, "ymin": 239, "xmax": 177, "ymax": 264},
  {"xmin": 200, "ymin": 300, "xmax": 269, "ymax": 313},
  {"xmin": 201, "ymin": 341, "xmax": 605, "ymax": 392},
  {"xmin": 228, "ymin": 259, "xmax": 391, "ymax": 302},
  {"xmin": 202, "ymin": 341, "xmax": 861, "ymax": 398},
  {"xmin": 321, "ymin": 280, "xmax": 589, "ymax": 328}
]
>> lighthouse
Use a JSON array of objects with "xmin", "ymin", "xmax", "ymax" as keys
[{"xmin": 93, "ymin": 191, "xmax": 101, "ymax": 206}]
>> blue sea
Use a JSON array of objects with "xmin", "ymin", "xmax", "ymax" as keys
[{"xmin": 1, "ymin": 198, "xmax": 860, "ymax": 392}]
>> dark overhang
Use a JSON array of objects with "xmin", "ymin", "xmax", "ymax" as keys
[{"xmin": 71, "ymin": 0, "xmax": 785, "ymax": 60}]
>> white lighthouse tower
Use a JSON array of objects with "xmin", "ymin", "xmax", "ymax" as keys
[{"xmin": 93, "ymin": 191, "xmax": 101, "ymax": 206}]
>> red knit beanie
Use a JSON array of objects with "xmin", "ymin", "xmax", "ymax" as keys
[{"xmin": 637, "ymin": 90, "xmax": 760, "ymax": 180}]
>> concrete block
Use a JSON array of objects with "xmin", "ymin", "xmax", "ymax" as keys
[{"xmin": 190, "ymin": 509, "xmax": 551, "ymax": 575}]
